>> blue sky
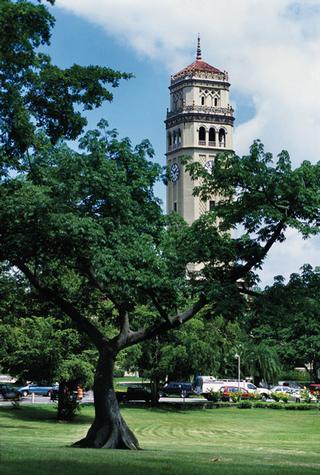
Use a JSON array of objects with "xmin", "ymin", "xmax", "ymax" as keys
[
  {"xmin": 48, "ymin": 8, "xmax": 171, "ymax": 203},
  {"xmin": 47, "ymin": 1, "xmax": 320, "ymax": 286},
  {"xmin": 48, "ymin": 7, "xmax": 256, "ymax": 205}
]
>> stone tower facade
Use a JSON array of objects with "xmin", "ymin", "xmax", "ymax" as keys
[{"xmin": 165, "ymin": 38, "xmax": 234, "ymax": 224}]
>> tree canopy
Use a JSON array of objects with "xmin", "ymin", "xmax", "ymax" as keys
[{"xmin": 244, "ymin": 265, "xmax": 320, "ymax": 382}]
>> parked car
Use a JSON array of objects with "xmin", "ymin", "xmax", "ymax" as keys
[
  {"xmin": 160, "ymin": 382, "xmax": 193, "ymax": 398},
  {"xmin": 219, "ymin": 386, "xmax": 251, "ymax": 402},
  {"xmin": 271, "ymin": 386, "xmax": 317, "ymax": 403},
  {"xmin": 278, "ymin": 381, "xmax": 303, "ymax": 390},
  {"xmin": 116, "ymin": 383, "xmax": 152, "ymax": 403},
  {"xmin": 293, "ymin": 389, "xmax": 317, "ymax": 403},
  {"xmin": 193, "ymin": 376, "xmax": 270, "ymax": 399},
  {"xmin": 244, "ymin": 382, "xmax": 271, "ymax": 399},
  {"xmin": 0, "ymin": 384, "xmax": 21, "ymax": 401},
  {"xmin": 17, "ymin": 382, "xmax": 59, "ymax": 397}
]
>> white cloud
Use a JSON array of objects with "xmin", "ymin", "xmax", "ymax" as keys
[
  {"xmin": 258, "ymin": 231, "xmax": 320, "ymax": 286},
  {"xmin": 56, "ymin": 0, "xmax": 320, "ymax": 164},
  {"xmin": 55, "ymin": 0, "xmax": 320, "ymax": 284}
]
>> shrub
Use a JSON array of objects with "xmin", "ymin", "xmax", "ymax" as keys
[
  {"xmin": 248, "ymin": 392, "xmax": 261, "ymax": 400},
  {"xmin": 237, "ymin": 401, "xmax": 252, "ymax": 409},
  {"xmin": 271, "ymin": 392, "xmax": 288, "ymax": 403},
  {"xmin": 266, "ymin": 402, "xmax": 284, "ymax": 409},
  {"xmin": 206, "ymin": 391, "xmax": 220, "ymax": 402},
  {"xmin": 228, "ymin": 391, "xmax": 242, "ymax": 403},
  {"xmin": 300, "ymin": 389, "xmax": 313, "ymax": 403},
  {"xmin": 253, "ymin": 401, "xmax": 268, "ymax": 408},
  {"xmin": 285, "ymin": 403, "xmax": 316, "ymax": 411}
]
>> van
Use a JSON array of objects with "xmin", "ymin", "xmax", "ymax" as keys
[{"xmin": 193, "ymin": 376, "xmax": 270, "ymax": 399}]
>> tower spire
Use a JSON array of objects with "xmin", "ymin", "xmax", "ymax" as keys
[{"xmin": 196, "ymin": 34, "xmax": 202, "ymax": 60}]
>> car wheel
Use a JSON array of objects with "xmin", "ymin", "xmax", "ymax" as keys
[
  {"xmin": 261, "ymin": 394, "xmax": 267, "ymax": 401},
  {"xmin": 47, "ymin": 390, "xmax": 52, "ymax": 397},
  {"xmin": 295, "ymin": 398, "xmax": 300, "ymax": 403},
  {"xmin": 21, "ymin": 390, "xmax": 29, "ymax": 397}
]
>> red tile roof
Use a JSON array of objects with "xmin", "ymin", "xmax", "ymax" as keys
[{"xmin": 172, "ymin": 59, "xmax": 223, "ymax": 79}]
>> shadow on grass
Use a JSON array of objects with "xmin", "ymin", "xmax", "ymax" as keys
[
  {"xmin": 0, "ymin": 401, "xmax": 211, "ymax": 428},
  {"xmin": 0, "ymin": 404, "xmax": 94, "ymax": 424},
  {"xmin": 120, "ymin": 402, "xmax": 205, "ymax": 415}
]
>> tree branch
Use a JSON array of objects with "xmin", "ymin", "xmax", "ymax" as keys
[
  {"xmin": 230, "ymin": 221, "xmax": 285, "ymax": 281},
  {"xmin": 125, "ymin": 296, "xmax": 207, "ymax": 347},
  {"xmin": 113, "ymin": 308, "xmax": 130, "ymax": 350},
  {"xmin": 83, "ymin": 264, "xmax": 119, "ymax": 307},
  {"xmin": 16, "ymin": 261, "xmax": 106, "ymax": 350},
  {"xmin": 147, "ymin": 290, "xmax": 172, "ymax": 324},
  {"xmin": 238, "ymin": 286, "xmax": 264, "ymax": 299}
]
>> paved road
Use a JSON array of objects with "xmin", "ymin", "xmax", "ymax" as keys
[{"xmin": 0, "ymin": 391, "xmax": 206, "ymax": 406}]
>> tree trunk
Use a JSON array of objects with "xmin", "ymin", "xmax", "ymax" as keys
[
  {"xmin": 73, "ymin": 349, "xmax": 140, "ymax": 449},
  {"xmin": 150, "ymin": 377, "xmax": 160, "ymax": 406}
]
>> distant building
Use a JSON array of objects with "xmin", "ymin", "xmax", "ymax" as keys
[{"xmin": 165, "ymin": 36, "xmax": 234, "ymax": 224}]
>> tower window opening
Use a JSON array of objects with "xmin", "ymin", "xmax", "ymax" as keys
[
  {"xmin": 219, "ymin": 129, "xmax": 226, "ymax": 147},
  {"xmin": 209, "ymin": 128, "xmax": 216, "ymax": 146},
  {"xmin": 199, "ymin": 126, "xmax": 206, "ymax": 145},
  {"xmin": 201, "ymin": 96, "xmax": 205, "ymax": 105},
  {"xmin": 173, "ymin": 131, "xmax": 177, "ymax": 147},
  {"xmin": 214, "ymin": 97, "xmax": 218, "ymax": 107},
  {"xmin": 173, "ymin": 202, "xmax": 177, "ymax": 212},
  {"xmin": 168, "ymin": 132, "xmax": 172, "ymax": 147},
  {"xmin": 209, "ymin": 200, "xmax": 216, "ymax": 211},
  {"xmin": 178, "ymin": 128, "xmax": 182, "ymax": 144}
]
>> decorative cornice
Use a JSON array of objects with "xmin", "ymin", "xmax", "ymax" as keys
[
  {"xmin": 166, "ymin": 145, "xmax": 234, "ymax": 157},
  {"xmin": 165, "ymin": 113, "xmax": 234, "ymax": 128},
  {"xmin": 169, "ymin": 78, "xmax": 230, "ymax": 91}
]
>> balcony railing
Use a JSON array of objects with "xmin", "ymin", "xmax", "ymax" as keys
[
  {"xmin": 197, "ymin": 140, "xmax": 226, "ymax": 148},
  {"xmin": 167, "ymin": 104, "xmax": 234, "ymax": 118}
]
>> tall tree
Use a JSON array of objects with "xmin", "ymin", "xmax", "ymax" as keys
[
  {"xmin": 1, "ymin": 0, "xmax": 320, "ymax": 450},
  {"xmin": 245, "ymin": 265, "xmax": 320, "ymax": 382}
]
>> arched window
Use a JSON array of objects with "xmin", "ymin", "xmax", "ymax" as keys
[
  {"xmin": 201, "ymin": 96, "xmax": 205, "ymax": 106},
  {"xmin": 173, "ymin": 131, "xmax": 177, "ymax": 146},
  {"xmin": 214, "ymin": 97, "xmax": 218, "ymax": 107},
  {"xmin": 209, "ymin": 128, "xmax": 216, "ymax": 146},
  {"xmin": 199, "ymin": 126, "xmax": 206, "ymax": 145},
  {"xmin": 177, "ymin": 128, "xmax": 182, "ymax": 144},
  {"xmin": 167, "ymin": 132, "xmax": 172, "ymax": 147},
  {"xmin": 219, "ymin": 128, "xmax": 226, "ymax": 147}
]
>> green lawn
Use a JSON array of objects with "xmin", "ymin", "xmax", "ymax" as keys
[{"xmin": 1, "ymin": 404, "xmax": 319, "ymax": 475}]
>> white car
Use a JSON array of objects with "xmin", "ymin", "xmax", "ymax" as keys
[{"xmin": 271, "ymin": 386, "xmax": 317, "ymax": 403}]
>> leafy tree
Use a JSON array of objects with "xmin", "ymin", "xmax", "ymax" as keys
[
  {"xmin": 131, "ymin": 312, "xmax": 242, "ymax": 384},
  {"xmin": 246, "ymin": 265, "xmax": 320, "ymax": 382},
  {"xmin": 241, "ymin": 341, "xmax": 282, "ymax": 386},
  {"xmin": 0, "ymin": 0, "xmax": 130, "ymax": 176},
  {"xmin": 1, "ymin": 0, "xmax": 320, "ymax": 451}
]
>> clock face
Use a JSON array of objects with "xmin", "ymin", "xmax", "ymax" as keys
[
  {"xmin": 204, "ymin": 160, "xmax": 214, "ymax": 174},
  {"xmin": 170, "ymin": 163, "xmax": 180, "ymax": 182}
]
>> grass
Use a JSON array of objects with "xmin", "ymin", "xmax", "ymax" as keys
[{"xmin": 1, "ymin": 403, "xmax": 319, "ymax": 475}]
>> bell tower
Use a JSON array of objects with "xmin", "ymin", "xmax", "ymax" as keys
[{"xmin": 165, "ymin": 37, "xmax": 234, "ymax": 224}]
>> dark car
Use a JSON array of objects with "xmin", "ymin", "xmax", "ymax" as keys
[
  {"xmin": 0, "ymin": 384, "xmax": 21, "ymax": 401},
  {"xmin": 160, "ymin": 382, "xmax": 193, "ymax": 398},
  {"xmin": 116, "ymin": 383, "xmax": 152, "ymax": 403}
]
